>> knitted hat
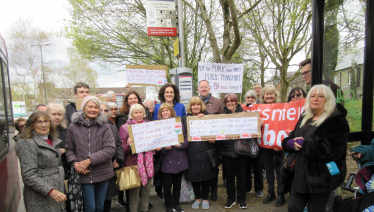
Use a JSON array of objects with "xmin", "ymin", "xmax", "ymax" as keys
[{"xmin": 81, "ymin": 95, "xmax": 101, "ymax": 111}]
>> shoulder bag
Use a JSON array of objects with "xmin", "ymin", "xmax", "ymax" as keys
[
  {"xmin": 115, "ymin": 156, "xmax": 141, "ymax": 191},
  {"xmin": 234, "ymin": 138, "xmax": 259, "ymax": 158}
]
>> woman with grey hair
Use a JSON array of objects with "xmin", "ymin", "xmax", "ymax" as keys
[
  {"xmin": 106, "ymin": 90, "xmax": 117, "ymax": 103},
  {"xmin": 108, "ymin": 102, "xmax": 119, "ymax": 126},
  {"xmin": 143, "ymin": 99, "xmax": 155, "ymax": 121},
  {"xmin": 282, "ymin": 85, "xmax": 349, "ymax": 211},
  {"xmin": 241, "ymin": 90, "xmax": 264, "ymax": 198}
]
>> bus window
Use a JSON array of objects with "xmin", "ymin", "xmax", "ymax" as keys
[{"xmin": 0, "ymin": 61, "xmax": 9, "ymax": 155}]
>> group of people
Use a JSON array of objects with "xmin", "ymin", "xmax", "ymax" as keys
[{"xmin": 15, "ymin": 59, "xmax": 353, "ymax": 212}]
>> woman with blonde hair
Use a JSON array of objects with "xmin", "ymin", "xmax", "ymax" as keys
[
  {"xmin": 260, "ymin": 84, "xmax": 281, "ymax": 104},
  {"xmin": 159, "ymin": 103, "xmax": 189, "ymax": 212}
]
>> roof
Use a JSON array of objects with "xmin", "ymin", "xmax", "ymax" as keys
[{"xmin": 336, "ymin": 51, "xmax": 364, "ymax": 71}]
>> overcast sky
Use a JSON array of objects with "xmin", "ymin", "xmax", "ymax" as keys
[{"xmin": 0, "ymin": 0, "xmax": 127, "ymax": 87}]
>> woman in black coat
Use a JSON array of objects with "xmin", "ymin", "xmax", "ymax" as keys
[
  {"xmin": 182, "ymin": 97, "xmax": 217, "ymax": 210},
  {"xmin": 281, "ymin": 85, "xmax": 349, "ymax": 212},
  {"xmin": 216, "ymin": 93, "xmax": 248, "ymax": 209}
]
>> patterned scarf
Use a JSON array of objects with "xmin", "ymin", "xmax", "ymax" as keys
[{"xmin": 131, "ymin": 119, "xmax": 155, "ymax": 186}]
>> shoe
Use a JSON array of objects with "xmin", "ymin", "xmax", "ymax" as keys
[
  {"xmin": 263, "ymin": 190, "xmax": 276, "ymax": 204},
  {"xmin": 157, "ymin": 192, "xmax": 164, "ymax": 198},
  {"xmin": 239, "ymin": 202, "xmax": 247, "ymax": 209},
  {"xmin": 192, "ymin": 199, "xmax": 201, "ymax": 209},
  {"xmin": 116, "ymin": 198, "xmax": 126, "ymax": 207},
  {"xmin": 275, "ymin": 193, "xmax": 285, "ymax": 207},
  {"xmin": 256, "ymin": 190, "xmax": 264, "ymax": 197},
  {"xmin": 211, "ymin": 192, "xmax": 218, "ymax": 201},
  {"xmin": 149, "ymin": 203, "xmax": 153, "ymax": 209},
  {"xmin": 173, "ymin": 205, "xmax": 184, "ymax": 212},
  {"xmin": 166, "ymin": 206, "xmax": 174, "ymax": 212},
  {"xmin": 224, "ymin": 200, "xmax": 236, "ymax": 209},
  {"xmin": 202, "ymin": 200, "xmax": 209, "ymax": 210}
]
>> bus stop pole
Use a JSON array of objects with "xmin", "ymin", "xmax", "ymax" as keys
[{"xmin": 177, "ymin": 0, "xmax": 185, "ymax": 67}]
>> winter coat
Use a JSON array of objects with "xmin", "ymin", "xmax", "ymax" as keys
[
  {"xmin": 65, "ymin": 101, "xmax": 77, "ymax": 125},
  {"xmin": 57, "ymin": 126, "xmax": 70, "ymax": 180},
  {"xmin": 216, "ymin": 104, "xmax": 244, "ymax": 159},
  {"xmin": 65, "ymin": 111, "xmax": 116, "ymax": 184},
  {"xmin": 351, "ymin": 139, "xmax": 374, "ymax": 193},
  {"xmin": 182, "ymin": 111, "xmax": 217, "ymax": 182},
  {"xmin": 16, "ymin": 132, "xmax": 65, "ymax": 212},
  {"xmin": 281, "ymin": 103, "xmax": 349, "ymax": 193},
  {"xmin": 161, "ymin": 119, "xmax": 189, "ymax": 174}
]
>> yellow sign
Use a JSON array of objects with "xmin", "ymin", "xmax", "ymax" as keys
[{"xmin": 173, "ymin": 38, "xmax": 179, "ymax": 57}]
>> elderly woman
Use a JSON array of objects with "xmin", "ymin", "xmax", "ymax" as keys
[
  {"xmin": 259, "ymin": 84, "xmax": 286, "ymax": 206},
  {"xmin": 216, "ymin": 93, "xmax": 248, "ymax": 209},
  {"xmin": 117, "ymin": 91, "xmax": 151, "ymax": 129},
  {"xmin": 106, "ymin": 90, "xmax": 117, "ymax": 103},
  {"xmin": 144, "ymin": 99, "xmax": 155, "ymax": 121},
  {"xmin": 282, "ymin": 85, "xmax": 349, "ymax": 211},
  {"xmin": 287, "ymin": 87, "xmax": 307, "ymax": 102},
  {"xmin": 65, "ymin": 96, "xmax": 116, "ymax": 212},
  {"xmin": 182, "ymin": 97, "xmax": 216, "ymax": 210},
  {"xmin": 119, "ymin": 103, "xmax": 158, "ymax": 212},
  {"xmin": 108, "ymin": 102, "xmax": 119, "ymax": 126},
  {"xmin": 154, "ymin": 84, "xmax": 186, "ymax": 120},
  {"xmin": 241, "ymin": 90, "xmax": 264, "ymax": 198},
  {"xmin": 16, "ymin": 111, "xmax": 67, "ymax": 211},
  {"xmin": 159, "ymin": 103, "xmax": 188, "ymax": 212},
  {"xmin": 100, "ymin": 102, "xmax": 124, "ymax": 212}
]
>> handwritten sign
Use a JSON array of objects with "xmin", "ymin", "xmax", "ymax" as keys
[
  {"xmin": 198, "ymin": 62, "xmax": 244, "ymax": 93},
  {"xmin": 127, "ymin": 117, "xmax": 184, "ymax": 153},
  {"xmin": 187, "ymin": 112, "xmax": 261, "ymax": 141},
  {"xmin": 126, "ymin": 65, "xmax": 168, "ymax": 86}
]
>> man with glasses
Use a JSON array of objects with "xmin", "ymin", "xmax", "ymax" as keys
[
  {"xmin": 253, "ymin": 83, "xmax": 262, "ymax": 103},
  {"xmin": 65, "ymin": 82, "xmax": 90, "ymax": 124}
]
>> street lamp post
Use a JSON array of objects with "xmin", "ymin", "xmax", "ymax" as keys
[{"xmin": 32, "ymin": 43, "xmax": 50, "ymax": 104}]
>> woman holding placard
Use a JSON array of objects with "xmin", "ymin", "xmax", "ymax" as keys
[
  {"xmin": 159, "ymin": 103, "xmax": 189, "ymax": 212},
  {"xmin": 182, "ymin": 97, "xmax": 217, "ymax": 210},
  {"xmin": 119, "ymin": 103, "xmax": 160, "ymax": 212},
  {"xmin": 154, "ymin": 83, "xmax": 186, "ymax": 120},
  {"xmin": 259, "ymin": 84, "xmax": 286, "ymax": 206},
  {"xmin": 216, "ymin": 93, "xmax": 248, "ymax": 209},
  {"xmin": 281, "ymin": 85, "xmax": 349, "ymax": 211}
]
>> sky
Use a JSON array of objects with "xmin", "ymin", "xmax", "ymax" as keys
[{"xmin": 0, "ymin": 0, "xmax": 126, "ymax": 88}]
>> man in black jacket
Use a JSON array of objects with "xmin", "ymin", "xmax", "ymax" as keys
[{"xmin": 65, "ymin": 82, "xmax": 90, "ymax": 124}]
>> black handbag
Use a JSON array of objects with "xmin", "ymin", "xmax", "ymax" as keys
[
  {"xmin": 333, "ymin": 195, "xmax": 363, "ymax": 212},
  {"xmin": 284, "ymin": 152, "xmax": 297, "ymax": 173},
  {"xmin": 233, "ymin": 138, "xmax": 259, "ymax": 158},
  {"xmin": 203, "ymin": 142, "xmax": 220, "ymax": 169}
]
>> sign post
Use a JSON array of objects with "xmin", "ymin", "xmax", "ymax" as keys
[{"xmin": 146, "ymin": 0, "xmax": 177, "ymax": 36}]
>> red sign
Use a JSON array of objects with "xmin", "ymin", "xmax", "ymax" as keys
[
  {"xmin": 241, "ymin": 132, "xmax": 251, "ymax": 138},
  {"xmin": 192, "ymin": 136, "xmax": 201, "ymax": 141},
  {"xmin": 244, "ymin": 99, "xmax": 306, "ymax": 150},
  {"xmin": 216, "ymin": 134, "xmax": 225, "ymax": 140},
  {"xmin": 147, "ymin": 27, "xmax": 177, "ymax": 36}
]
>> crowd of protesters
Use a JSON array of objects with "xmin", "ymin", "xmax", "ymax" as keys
[{"xmin": 15, "ymin": 58, "xmax": 355, "ymax": 212}]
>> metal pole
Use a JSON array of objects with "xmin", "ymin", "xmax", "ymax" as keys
[
  {"xmin": 311, "ymin": 0, "xmax": 324, "ymax": 86},
  {"xmin": 177, "ymin": 0, "xmax": 185, "ymax": 67},
  {"xmin": 361, "ymin": 0, "xmax": 374, "ymax": 145},
  {"xmin": 40, "ymin": 46, "xmax": 47, "ymax": 104}
]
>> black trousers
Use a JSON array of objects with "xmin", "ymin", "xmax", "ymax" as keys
[
  {"xmin": 222, "ymin": 157, "xmax": 248, "ymax": 203},
  {"xmin": 210, "ymin": 168, "xmax": 219, "ymax": 194},
  {"xmin": 103, "ymin": 199, "xmax": 111, "ymax": 212},
  {"xmin": 163, "ymin": 172, "xmax": 183, "ymax": 207},
  {"xmin": 246, "ymin": 149, "xmax": 264, "ymax": 192},
  {"xmin": 288, "ymin": 189, "xmax": 331, "ymax": 212},
  {"xmin": 261, "ymin": 148, "xmax": 285, "ymax": 192},
  {"xmin": 192, "ymin": 180, "xmax": 211, "ymax": 200}
]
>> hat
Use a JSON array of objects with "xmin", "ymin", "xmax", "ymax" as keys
[{"xmin": 81, "ymin": 95, "xmax": 101, "ymax": 111}]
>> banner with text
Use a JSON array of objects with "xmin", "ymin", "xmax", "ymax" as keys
[
  {"xmin": 187, "ymin": 112, "xmax": 261, "ymax": 141},
  {"xmin": 126, "ymin": 65, "xmax": 168, "ymax": 86},
  {"xmin": 244, "ymin": 99, "xmax": 306, "ymax": 149},
  {"xmin": 128, "ymin": 117, "xmax": 184, "ymax": 153},
  {"xmin": 198, "ymin": 62, "xmax": 244, "ymax": 93}
]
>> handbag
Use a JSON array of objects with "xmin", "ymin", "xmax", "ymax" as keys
[
  {"xmin": 203, "ymin": 142, "xmax": 221, "ymax": 169},
  {"xmin": 333, "ymin": 195, "xmax": 364, "ymax": 212},
  {"xmin": 234, "ymin": 138, "xmax": 259, "ymax": 158},
  {"xmin": 115, "ymin": 156, "xmax": 141, "ymax": 191},
  {"xmin": 284, "ymin": 152, "xmax": 297, "ymax": 173}
]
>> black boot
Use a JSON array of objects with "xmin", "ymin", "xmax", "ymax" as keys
[
  {"xmin": 211, "ymin": 192, "xmax": 218, "ymax": 201},
  {"xmin": 263, "ymin": 190, "xmax": 276, "ymax": 204},
  {"xmin": 275, "ymin": 192, "xmax": 285, "ymax": 207}
]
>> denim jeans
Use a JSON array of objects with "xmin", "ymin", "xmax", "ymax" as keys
[{"xmin": 81, "ymin": 180, "xmax": 110, "ymax": 212}]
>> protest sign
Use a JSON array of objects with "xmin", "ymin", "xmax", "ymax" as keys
[
  {"xmin": 244, "ymin": 99, "xmax": 306, "ymax": 149},
  {"xmin": 127, "ymin": 117, "xmax": 184, "ymax": 154},
  {"xmin": 126, "ymin": 65, "xmax": 168, "ymax": 86},
  {"xmin": 197, "ymin": 62, "xmax": 244, "ymax": 93},
  {"xmin": 75, "ymin": 96, "xmax": 107, "ymax": 111},
  {"xmin": 186, "ymin": 112, "xmax": 261, "ymax": 141}
]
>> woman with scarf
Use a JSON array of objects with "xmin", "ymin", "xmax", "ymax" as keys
[{"xmin": 119, "ymin": 103, "xmax": 159, "ymax": 212}]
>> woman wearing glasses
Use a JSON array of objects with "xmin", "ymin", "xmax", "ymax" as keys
[
  {"xmin": 287, "ymin": 87, "xmax": 307, "ymax": 102},
  {"xmin": 16, "ymin": 111, "xmax": 67, "ymax": 211}
]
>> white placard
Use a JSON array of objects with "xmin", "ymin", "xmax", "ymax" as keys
[
  {"xmin": 126, "ymin": 69, "xmax": 167, "ymax": 85},
  {"xmin": 198, "ymin": 62, "xmax": 244, "ymax": 93}
]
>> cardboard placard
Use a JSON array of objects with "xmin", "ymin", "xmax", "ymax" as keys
[
  {"xmin": 187, "ymin": 112, "xmax": 261, "ymax": 141},
  {"xmin": 127, "ymin": 117, "xmax": 184, "ymax": 154},
  {"xmin": 75, "ymin": 96, "xmax": 107, "ymax": 111},
  {"xmin": 126, "ymin": 65, "xmax": 168, "ymax": 86}
]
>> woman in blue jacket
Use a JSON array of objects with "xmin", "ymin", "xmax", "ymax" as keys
[{"xmin": 154, "ymin": 83, "xmax": 186, "ymax": 120}]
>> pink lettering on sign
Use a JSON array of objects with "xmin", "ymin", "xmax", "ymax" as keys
[
  {"xmin": 192, "ymin": 136, "xmax": 201, "ymax": 141},
  {"xmin": 216, "ymin": 134, "xmax": 225, "ymax": 140},
  {"xmin": 241, "ymin": 132, "xmax": 251, "ymax": 138}
]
